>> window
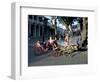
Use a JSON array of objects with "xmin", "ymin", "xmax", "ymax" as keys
[
  {"xmin": 28, "ymin": 15, "xmax": 32, "ymax": 19},
  {"xmin": 34, "ymin": 16, "xmax": 37, "ymax": 20}
]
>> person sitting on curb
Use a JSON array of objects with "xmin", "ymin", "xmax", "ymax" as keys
[{"xmin": 34, "ymin": 41, "xmax": 48, "ymax": 55}]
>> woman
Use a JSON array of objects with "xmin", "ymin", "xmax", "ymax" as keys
[
  {"xmin": 34, "ymin": 41, "xmax": 48, "ymax": 55},
  {"xmin": 64, "ymin": 33, "xmax": 69, "ymax": 46},
  {"xmin": 76, "ymin": 31, "xmax": 82, "ymax": 47}
]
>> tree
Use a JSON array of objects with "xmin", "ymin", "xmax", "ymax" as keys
[
  {"xmin": 51, "ymin": 16, "xmax": 57, "ymax": 39},
  {"xmin": 60, "ymin": 17, "xmax": 73, "ymax": 33},
  {"xmin": 81, "ymin": 18, "xmax": 88, "ymax": 47}
]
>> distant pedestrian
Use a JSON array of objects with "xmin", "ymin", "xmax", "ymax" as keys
[{"xmin": 77, "ymin": 32, "xmax": 82, "ymax": 49}]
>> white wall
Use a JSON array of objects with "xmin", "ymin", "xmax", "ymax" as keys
[{"xmin": 0, "ymin": 0, "xmax": 100, "ymax": 81}]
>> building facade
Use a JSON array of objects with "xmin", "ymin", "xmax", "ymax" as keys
[{"xmin": 28, "ymin": 15, "xmax": 51, "ymax": 40}]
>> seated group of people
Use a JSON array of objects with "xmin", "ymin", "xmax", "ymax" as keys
[
  {"xmin": 33, "ymin": 32, "xmax": 69, "ymax": 56},
  {"xmin": 33, "ymin": 37, "xmax": 58, "ymax": 55},
  {"xmin": 33, "ymin": 30, "xmax": 84, "ymax": 56}
]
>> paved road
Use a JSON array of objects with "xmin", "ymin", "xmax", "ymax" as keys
[{"xmin": 28, "ymin": 49, "xmax": 87, "ymax": 66}]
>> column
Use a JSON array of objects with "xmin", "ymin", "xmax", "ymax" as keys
[
  {"xmin": 34, "ymin": 24, "xmax": 36, "ymax": 37},
  {"xmin": 38, "ymin": 25, "xmax": 40, "ymax": 37},
  {"xmin": 28, "ymin": 23, "xmax": 31, "ymax": 35}
]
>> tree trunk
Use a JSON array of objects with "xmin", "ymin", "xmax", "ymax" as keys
[{"xmin": 81, "ymin": 18, "xmax": 87, "ymax": 47}]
